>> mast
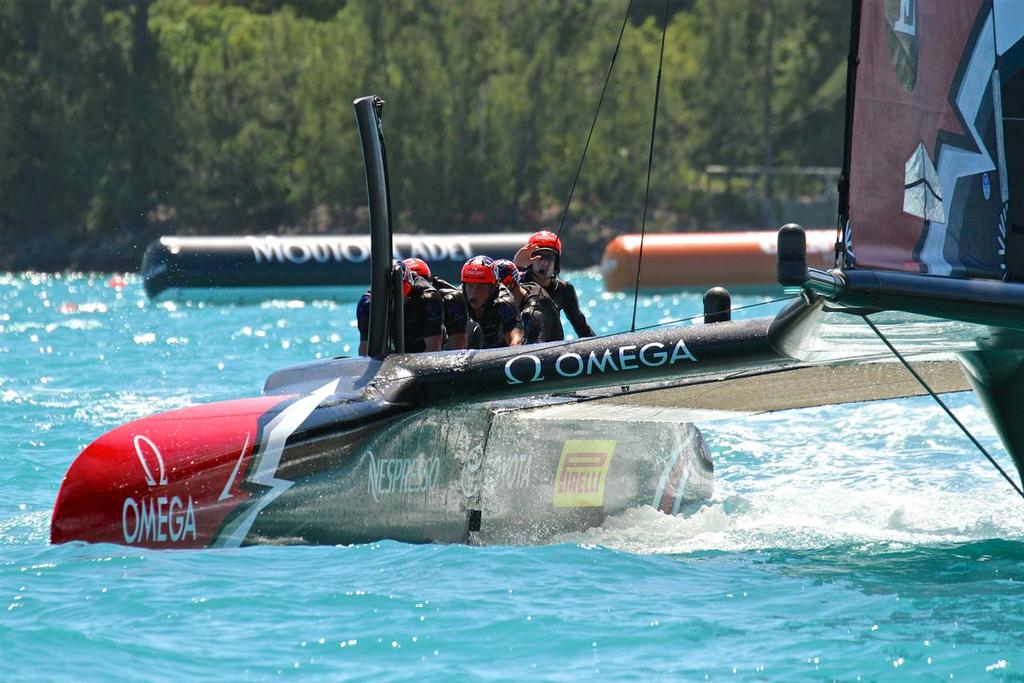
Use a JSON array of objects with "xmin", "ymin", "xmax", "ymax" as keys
[{"xmin": 836, "ymin": 0, "xmax": 862, "ymax": 267}]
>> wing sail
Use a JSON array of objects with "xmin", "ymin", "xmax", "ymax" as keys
[{"xmin": 844, "ymin": 0, "xmax": 1024, "ymax": 280}]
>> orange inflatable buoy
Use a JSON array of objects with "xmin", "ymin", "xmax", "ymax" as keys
[{"xmin": 600, "ymin": 230, "xmax": 836, "ymax": 291}]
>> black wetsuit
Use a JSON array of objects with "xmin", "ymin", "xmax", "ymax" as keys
[
  {"xmin": 466, "ymin": 285, "xmax": 523, "ymax": 349},
  {"xmin": 430, "ymin": 276, "xmax": 468, "ymax": 343},
  {"xmin": 523, "ymin": 273, "xmax": 594, "ymax": 337},
  {"xmin": 356, "ymin": 275, "xmax": 443, "ymax": 353},
  {"xmin": 518, "ymin": 282, "xmax": 563, "ymax": 343}
]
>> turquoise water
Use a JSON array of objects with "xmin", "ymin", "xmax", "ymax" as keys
[{"xmin": 2, "ymin": 271, "xmax": 1022, "ymax": 681}]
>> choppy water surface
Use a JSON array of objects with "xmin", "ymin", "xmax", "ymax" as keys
[{"xmin": 2, "ymin": 271, "xmax": 1022, "ymax": 681}]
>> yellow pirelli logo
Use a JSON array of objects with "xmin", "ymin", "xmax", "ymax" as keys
[{"xmin": 552, "ymin": 440, "xmax": 616, "ymax": 508}]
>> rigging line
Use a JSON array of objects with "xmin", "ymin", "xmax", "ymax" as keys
[
  {"xmin": 630, "ymin": 0, "xmax": 669, "ymax": 333},
  {"xmin": 555, "ymin": 0, "xmax": 634, "ymax": 239},
  {"xmin": 861, "ymin": 314, "xmax": 1024, "ymax": 500},
  {"xmin": 629, "ymin": 294, "xmax": 797, "ymax": 333}
]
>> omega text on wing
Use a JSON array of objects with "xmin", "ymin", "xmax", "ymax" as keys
[{"xmin": 504, "ymin": 339, "xmax": 697, "ymax": 385}]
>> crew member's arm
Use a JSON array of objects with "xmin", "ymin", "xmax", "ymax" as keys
[
  {"xmin": 537, "ymin": 298, "xmax": 564, "ymax": 342},
  {"xmin": 465, "ymin": 319, "xmax": 484, "ymax": 349},
  {"xmin": 356, "ymin": 293, "xmax": 371, "ymax": 356},
  {"xmin": 422, "ymin": 289, "xmax": 444, "ymax": 353},
  {"xmin": 499, "ymin": 299, "xmax": 525, "ymax": 347},
  {"xmin": 513, "ymin": 246, "xmax": 540, "ymax": 270},
  {"xmin": 559, "ymin": 282, "xmax": 595, "ymax": 337},
  {"xmin": 521, "ymin": 305, "xmax": 541, "ymax": 344},
  {"xmin": 443, "ymin": 292, "xmax": 469, "ymax": 350}
]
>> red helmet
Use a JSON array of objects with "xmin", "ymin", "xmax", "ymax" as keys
[
  {"xmin": 403, "ymin": 257, "xmax": 431, "ymax": 279},
  {"xmin": 461, "ymin": 256, "xmax": 497, "ymax": 284},
  {"xmin": 526, "ymin": 230, "xmax": 561, "ymax": 254},
  {"xmin": 493, "ymin": 259, "xmax": 520, "ymax": 288}
]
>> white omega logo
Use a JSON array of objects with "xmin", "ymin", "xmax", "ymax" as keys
[
  {"xmin": 133, "ymin": 435, "xmax": 168, "ymax": 487},
  {"xmin": 504, "ymin": 354, "xmax": 544, "ymax": 384}
]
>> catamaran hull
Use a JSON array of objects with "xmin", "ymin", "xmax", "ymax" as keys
[{"xmin": 51, "ymin": 389, "xmax": 712, "ymax": 549}]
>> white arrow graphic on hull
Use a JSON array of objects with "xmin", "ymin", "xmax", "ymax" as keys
[
  {"xmin": 218, "ymin": 432, "xmax": 251, "ymax": 501},
  {"xmin": 214, "ymin": 379, "xmax": 340, "ymax": 548}
]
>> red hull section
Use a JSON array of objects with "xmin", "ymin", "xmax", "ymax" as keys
[{"xmin": 51, "ymin": 395, "xmax": 291, "ymax": 548}]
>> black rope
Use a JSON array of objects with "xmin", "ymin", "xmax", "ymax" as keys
[
  {"xmin": 628, "ymin": 294, "xmax": 796, "ymax": 333},
  {"xmin": 555, "ymin": 0, "xmax": 634, "ymax": 240},
  {"xmin": 630, "ymin": 0, "xmax": 669, "ymax": 333},
  {"xmin": 861, "ymin": 314, "xmax": 1024, "ymax": 499}
]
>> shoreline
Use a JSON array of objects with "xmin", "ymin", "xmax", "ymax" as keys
[
  {"xmin": 2, "ymin": 226, "xmax": 613, "ymax": 274},
  {"xmin": 3, "ymin": 226, "xmax": 165, "ymax": 274}
]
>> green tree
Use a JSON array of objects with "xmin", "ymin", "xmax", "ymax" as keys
[
  {"xmin": 0, "ymin": 0, "xmax": 851, "ymax": 270},
  {"xmin": 0, "ymin": 0, "xmax": 171, "ymax": 238}
]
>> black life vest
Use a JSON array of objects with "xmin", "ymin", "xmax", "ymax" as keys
[{"xmin": 466, "ymin": 285, "xmax": 523, "ymax": 348}]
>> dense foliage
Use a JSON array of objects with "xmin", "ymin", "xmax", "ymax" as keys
[{"xmin": 0, "ymin": 0, "xmax": 849, "ymax": 269}]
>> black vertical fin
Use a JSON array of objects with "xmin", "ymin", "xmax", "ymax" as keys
[{"xmin": 354, "ymin": 96, "xmax": 393, "ymax": 359}]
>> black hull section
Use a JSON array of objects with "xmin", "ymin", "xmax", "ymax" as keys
[
  {"xmin": 371, "ymin": 316, "xmax": 798, "ymax": 407},
  {"xmin": 817, "ymin": 269, "xmax": 1024, "ymax": 332},
  {"xmin": 240, "ymin": 315, "xmax": 814, "ymax": 545},
  {"xmin": 260, "ymin": 310, "xmax": 801, "ymax": 404},
  {"xmin": 958, "ymin": 341, "xmax": 1024, "ymax": 481},
  {"xmin": 244, "ymin": 403, "xmax": 712, "ymax": 546}
]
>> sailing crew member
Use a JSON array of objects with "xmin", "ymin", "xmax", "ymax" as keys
[
  {"xmin": 493, "ymin": 259, "xmax": 563, "ymax": 343},
  {"xmin": 404, "ymin": 257, "xmax": 468, "ymax": 350},
  {"xmin": 461, "ymin": 256, "xmax": 524, "ymax": 348},
  {"xmin": 515, "ymin": 230, "xmax": 595, "ymax": 338},
  {"xmin": 356, "ymin": 260, "xmax": 443, "ymax": 355}
]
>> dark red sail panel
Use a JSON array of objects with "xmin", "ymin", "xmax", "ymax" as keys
[{"xmin": 847, "ymin": 0, "xmax": 1018, "ymax": 278}]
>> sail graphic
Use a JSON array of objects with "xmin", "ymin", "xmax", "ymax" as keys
[{"xmin": 845, "ymin": 0, "xmax": 1024, "ymax": 279}]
